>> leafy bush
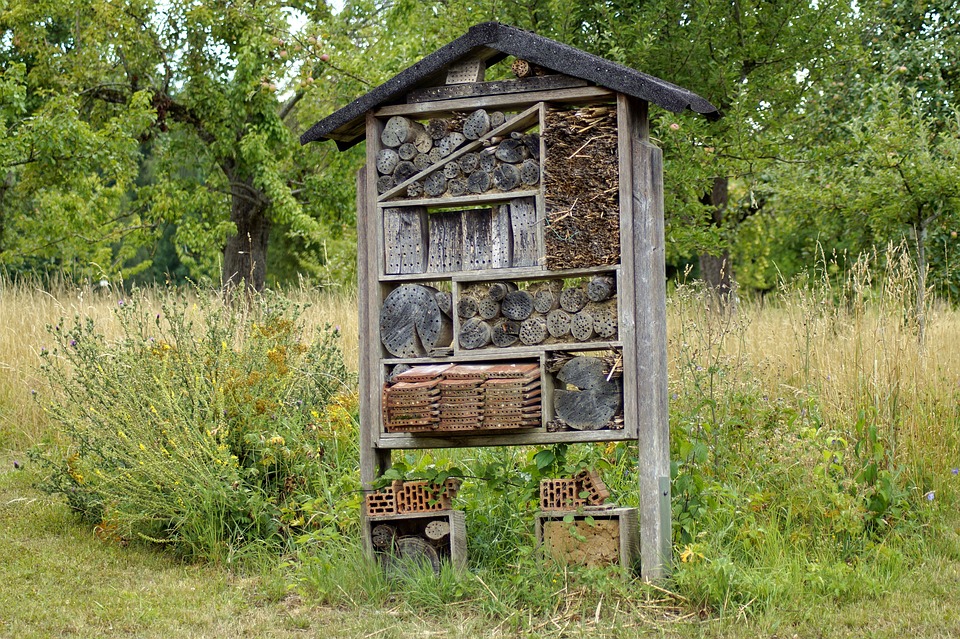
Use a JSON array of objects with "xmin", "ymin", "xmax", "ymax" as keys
[{"xmin": 30, "ymin": 290, "xmax": 355, "ymax": 563}]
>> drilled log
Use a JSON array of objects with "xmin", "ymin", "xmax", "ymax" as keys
[
  {"xmin": 571, "ymin": 309, "xmax": 595, "ymax": 341},
  {"xmin": 467, "ymin": 170, "xmax": 491, "ymax": 194},
  {"xmin": 477, "ymin": 295, "xmax": 500, "ymax": 320},
  {"xmin": 519, "ymin": 314, "xmax": 548, "ymax": 345},
  {"xmin": 592, "ymin": 300, "xmax": 618, "ymax": 338},
  {"xmin": 380, "ymin": 285, "xmax": 452, "ymax": 357},
  {"xmin": 406, "ymin": 180, "xmax": 424, "ymax": 198},
  {"xmin": 522, "ymin": 132, "xmax": 541, "ymax": 159},
  {"xmin": 413, "ymin": 128, "xmax": 434, "ymax": 154},
  {"xmin": 463, "ymin": 109, "xmax": 491, "ymax": 140},
  {"xmin": 459, "ymin": 317, "xmax": 492, "ymax": 349},
  {"xmin": 443, "ymin": 163, "xmax": 462, "ymax": 179},
  {"xmin": 556, "ymin": 356, "xmax": 606, "ymax": 389},
  {"xmin": 424, "ymin": 520, "xmax": 451, "ymax": 541},
  {"xmin": 489, "ymin": 111, "xmax": 506, "ymax": 129},
  {"xmin": 447, "ymin": 178, "xmax": 467, "ymax": 197},
  {"xmin": 493, "ymin": 163, "xmax": 521, "ymax": 191},
  {"xmin": 428, "ymin": 147, "xmax": 444, "ymax": 164},
  {"xmin": 458, "ymin": 152, "xmax": 479, "ymax": 174},
  {"xmin": 491, "ymin": 318, "xmax": 520, "ymax": 348},
  {"xmin": 376, "ymin": 148, "xmax": 400, "ymax": 175},
  {"xmin": 487, "ymin": 281, "xmax": 516, "ymax": 301},
  {"xmin": 423, "ymin": 172, "xmax": 447, "ymax": 197},
  {"xmin": 501, "ymin": 290, "xmax": 534, "ymax": 321},
  {"xmin": 457, "ymin": 296, "xmax": 479, "ymax": 319},
  {"xmin": 520, "ymin": 159, "xmax": 540, "ymax": 186},
  {"xmin": 393, "ymin": 160, "xmax": 418, "ymax": 184},
  {"xmin": 435, "ymin": 290, "xmax": 453, "ymax": 316},
  {"xmin": 559, "ymin": 286, "xmax": 588, "ymax": 313},
  {"xmin": 437, "ymin": 132, "xmax": 466, "ymax": 157},
  {"xmin": 546, "ymin": 309, "xmax": 571, "ymax": 338},
  {"xmin": 533, "ymin": 286, "xmax": 559, "ymax": 314},
  {"xmin": 371, "ymin": 524, "xmax": 397, "ymax": 549},
  {"xmin": 398, "ymin": 142, "xmax": 417, "ymax": 161},
  {"xmin": 479, "ymin": 149, "xmax": 497, "ymax": 172},
  {"xmin": 553, "ymin": 356, "xmax": 622, "ymax": 429},
  {"xmin": 413, "ymin": 153, "xmax": 432, "ymax": 170},
  {"xmin": 427, "ymin": 118, "xmax": 453, "ymax": 140},
  {"xmin": 495, "ymin": 138, "xmax": 525, "ymax": 163},
  {"xmin": 587, "ymin": 275, "xmax": 616, "ymax": 302},
  {"xmin": 381, "ymin": 116, "xmax": 423, "ymax": 148},
  {"xmin": 376, "ymin": 175, "xmax": 395, "ymax": 194}
]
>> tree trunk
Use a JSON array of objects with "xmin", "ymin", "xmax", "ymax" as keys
[
  {"xmin": 222, "ymin": 167, "xmax": 270, "ymax": 291},
  {"xmin": 698, "ymin": 175, "xmax": 733, "ymax": 304}
]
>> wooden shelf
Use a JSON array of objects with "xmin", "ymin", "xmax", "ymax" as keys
[
  {"xmin": 378, "ymin": 264, "xmax": 619, "ymax": 283},
  {"xmin": 376, "ymin": 428, "xmax": 632, "ymax": 450},
  {"xmin": 456, "ymin": 341, "xmax": 621, "ymax": 358},
  {"xmin": 379, "ymin": 189, "xmax": 540, "ymax": 210}
]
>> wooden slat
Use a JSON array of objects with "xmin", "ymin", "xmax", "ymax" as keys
[
  {"xmin": 408, "ymin": 75, "xmax": 588, "ymax": 103},
  {"xmin": 427, "ymin": 211, "xmax": 463, "ymax": 272},
  {"xmin": 462, "ymin": 209, "xmax": 493, "ymax": 270},
  {"xmin": 378, "ymin": 189, "xmax": 539, "ymax": 209},
  {"xmin": 379, "ymin": 103, "xmax": 542, "ymax": 202},
  {"xmin": 491, "ymin": 204, "xmax": 513, "ymax": 268},
  {"xmin": 376, "ymin": 427, "xmax": 633, "ymax": 449},
  {"xmin": 509, "ymin": 197, "xmax": 539, "ymax": 267},
  {"xmin": 383, "ymin": 207, "xmax": 428, "ymax": 274},
  {"xmin": 376, "ymin": 86, "xmax": 614, "ymax": 118}
]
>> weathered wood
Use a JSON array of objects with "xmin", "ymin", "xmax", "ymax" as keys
[
  {"xmin": 413, "ymin": 128, "xmax": 434, "ymax": 154},
  {"xmin": 443, "ymin": 162, "xmax": 462, "ymax": 179},
  {"xmin": 479, "ymin": 149, "xmax": 497, "ymax": 172},
  {"xmin": 554, "ymin": 385, "xmax": 621, "ymax": 430},
  {"xmin": 447, "ymin": 178, "xmax": 467, "ymax": 197},
  {"xmin": 423, "ymin": 172, "xmax": 447, "ymax": 198},
  {"xmin": 393, "ymin": 160, "xmax": 418, "ymax": 183},
  {"xmin": 487, "ymin": 281, "xmax": 516, "ymax": 301},
  {"xmin": 546, "ymin": 309, "xmax": 571, "ymax": 338},
  {"xmin": 376, "ymin": 175, "xmax": 395, "ymax": 195},
  {"xmin": 587, "ymin": 275, "xmax": 616, "ymax": 302},
  {"xmin": 462, "ymin": 208, "xmax": 493, "ymax": 270},
  {"xmin": 458, "ymin": 152, "xmax": 480, "ymax": 174},
  {"xmin": 379, "ymin": 86, "xmax": 614, "ymax": 118},
  {"xmin": 493, "ymin": 163, "xmax": 521, "ymax": 191},
  {"xmin": 435, "ymin": 290, "xmax": 453, "ymax": 316},
  {"xmin": 406, "ymin": 180, "xmax": 424, "ymax": 198},
  {"xmin": 459, "ymin": 317, "xmax": 492, "ymax": 349},
  {"xmin": 495, "ymin": 138, "xmax": 525, "ymax": 163},
  {"xmin": 398, "ymin": 142, "xmax": 417, "ymax": 161},
  {"xmin": 490, "ymin": 204, "xmax": 513, "ymax": 268},
  {"xmin": 406, "ymin": 75, "xmax": 589, "ymax": 103},
  {"xmin": 489, "ymin": 111, "xmax": 506, "ymax": 128},
  {"xmin": 519, "ymin": 314, "xmax": 548, "ymax": 345},
  {"xmin": 463, "ymin": 109, "xmax": 491, "ymax": 140},
  {"xmin": 424, "ymin": 519, "xmax": 451, "ymax": 540},
  {"xmin": 427, "ymin": 211, "xmax": 463, "ymax": 273},
  {"xmin": 383, "ymin": 207, "xmax": 428, "ymax": 274},
  {"xmin": 378, "ymin": 428, "xmax": 635, "ymax": 450},
  {"xmin": 491, "ymin": 318, "xmax": 520, "ymax": 348},
  {"xmin": 428, "ymin": 147, "xmax": 444, "ymax": 164},
  {"xmin": 457, "ymin": 295, "xmax": 479, "ymax": 319},
  {"xmin": 533, "ymin": 285, "xmax": 559, "ymax": 313},
  {"xmin": 446, "ymin": 57, "xmax": 485, "ymax": 84},
  {"xmin": 378, "ymin": 189, "xmax": 539, "ymax": 210},
  {"xmin": 509, "ymin": 197, "xmax": 539, "ymax": 268},
  {"xmin": 477, "ymin": 296, "xmax": 500, "ymax": 320},
  {"xmin": 427, "ymin": 118, "xmax": 453, "ymax": 140},
  {"xmin": 557, "ymin": 356, "xmax": 607, "ymax": 389},
  {"xmin": 376, "ymin": 148, "xmax": 400, "ymax": 175},
  {"xmin": 379, "ymin": 284, "xmax": 451, "ymax": 357},
  {"xmin": 571, "ymin": 309, "xmax": 595, "ymax": 341},
  {"xmin": 437, "ymin": 132, "xmax": 466, "ymax": 157},
  {"xmin": 501, "ymin": 289, "xmax": 534, "ymax": 321},
  {"xmin": 523, "ymin": 133, "xmax": 541, "ymax": 160},
  {"xmin": 467, "ymin": 170, "xmax": 491, "ymax": 194},
  {"xmin": 559, "ymin": 286, "xmax": 588, "ymax": 313},
  {"xmin": 413, "ymin": 153, "xmax": 432, "ymax": 170},
  {"xmin": 381, "ymin": 116, "xmax": 423, "ymax": 148},
  {"xmin": 592, "ymin": 300, "xmax": 618, "ymax": 338}
]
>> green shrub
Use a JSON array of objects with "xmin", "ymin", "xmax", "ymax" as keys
[{"xmin": 29, "ymin": 290, "xmax": 354, "ymax": 563}]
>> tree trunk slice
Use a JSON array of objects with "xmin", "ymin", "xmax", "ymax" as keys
[
  {"xmin": 520, "ymin": 159, "xmax": 540, "ymax": 185},
  {"xmin": 493, "ymin": 163, "xmax": 521, "ymax": 191},
  {"xmin": 489, "ymin": 111, "xmax": 506, "ymax": 128},
  {"xmin": 398, "ymin": 142, "xmax": 417, "ymax": 161},
  {"xmin": 458, "ymin": 152, "xmax": 480, "ymax": 174},
  {"xmin": 479, "ymin": 149, "xmax": 497, "ymax": 172},
  {"xmin": 447, "ymin": 178, "xmax": 467, "ymax": 197},
  {"xmin": 423, "ymin": 172, "xmax": 447, "ymax": 197},
  {"xmin": 406, "ymin": 180, "xmax": 424, "ymax": 198},
  {"xmin": 443, "ymin": 162, "xmax": 462, "ymax": 179},
  {"xmin": 587, "ymin": 275, "xmax": 616, "ymax": 302},
  {"xmin": 413, "ymin": 129, "xmax": 434, "ymax": 154},
  {"xmin": 501, "ymin": 290, "xmax": 534, "ymax": 321},
  {"xmin": 533, "ymin": 287, "xmax": 559, "ymax": 313},
  {"xmin": 592, "ymin": 299, "xmax": 618, "ymax": 338},
  {"xmin": 553, "ymin": 385, "xmax": 621, "ymax": 430},
  {"xmin": 376, "ymin": 148, "xmax": 400, "ymax": 175},
  {"xmin": 467, "ymin": 170, "xmax": 491, "ymax": 194},
  {"xmin": 571, "ymin": 309, "xmax": 595, "ymax": 341},
  {"xmin": 463, "ymin": 109, "xmax": 491, "ymax": 140},
  {"xmin": 519, "ymin": 315, "xmax": 547, "ymax": 345},
  {"xmin": 556, "ymin": 355, "xmax": 607, "ymax": 389},
  {"xmin": 546, "ymin": 309, "xmax": 571, "ymax": 338},
  {"xmin": 522, "ymin": 132, "xmax": 541, "ymax": 160},
  {"xmin": 413, "ymin": 153, "xmax": 432, "ymax": 170},
  {"xmin": 381, "ymin": 116, "xmax": 423, "ymax": 148},
  {"xmin": 376, "ymin": 175, "xmax": 395, "ymax": 194},
  {"xmin": 435, "ymin": 290, "xmax": 453, "ymax": 316},
  {"xmin": 380, "ymin": 285, "xmax": 451, "ymax": 357},
  {"xmin": 428, "ymin": 147, "xmax": 444, "ymax": 164},
  {"xmin": 477, "ymin": 296, "xmax": 500, "ymax": 320},
  {"xmin": 371, "ymin": 524, "xmax": 397, "ymax": 549},
  {"xmin": 437, "ymin": 132, "xmax": 466, "ymax": 157},
  {"xmin": 424, "ymin": 520, "xmax": 450, "ymax": 540},
  {"xmin": 491, "ymin": 318, "xmax": 520, "ymax": 348},
  {"xmin": 457, "ymin": 296, "xmax": 479, "ymax": 319},
  {"xmin": 427, "ymin": 118, "xmax": 452, "ymax": 140},
  {"xmin": 393, "ymin": 160, "xmax": 418, "ymax": 184},
  {"xmin": 487, "ymin": 281, "xmax": 517, "ymax": 301},
  {"xmin": 559, "ymin": 286, "xmax": 588, "ymax": 313},
  {"xmin": 459, "ymin": 317, "xmax": 492, "ymax": 349},
  {"xmin": 495, "ymin": 138, "xmax": 524, "ymax": 163}
]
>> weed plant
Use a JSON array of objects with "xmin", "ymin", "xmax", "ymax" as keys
[{"xmin": 29, "ymin": 289, "xmax": 357, "ymax": 563}]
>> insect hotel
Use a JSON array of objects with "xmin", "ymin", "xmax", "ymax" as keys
[{"xmin": 301, "ymin": 22, "xmax": 717, "ymax": 579}]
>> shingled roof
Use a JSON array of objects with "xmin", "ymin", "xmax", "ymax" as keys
[{"xmin": 300, "ymin": 22, "xmax": 718, "ymax": 149}]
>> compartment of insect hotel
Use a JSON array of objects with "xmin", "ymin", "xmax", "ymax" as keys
[
  {"xmin": 382, "ymin": 361, "xmax": 544, "ymax": 434},
  {"xmin": 545, "ymin": 350, "xmax": 624, "ymax": 432},
  {"xmin": 453, "ymin": 273, "xmax": 619, "ymax": 351},
  {"xmin": 370, "ymin": 510, "xmax": 468, "ymax": 574}
]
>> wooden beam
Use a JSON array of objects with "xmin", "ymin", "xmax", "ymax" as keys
[
  {"xmin": 376, "ymin": 86, "xmax": 614, "ymax": 119},
  {"xmin": 408, "ymin": 75, "xmax": 588, "ymax": 103},
  {"xmin": 376, "ymin": 427, "xmax": 635, "ymax": 449}
]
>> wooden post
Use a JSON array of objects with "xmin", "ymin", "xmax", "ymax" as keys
[{"xmin": 618, "ymin": 95, "xmax": 670, "ymax": 579}]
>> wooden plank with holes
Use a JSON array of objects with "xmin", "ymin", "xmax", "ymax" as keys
[
  {"xmin": 376, "ymin": 86, "xmax": 614, "ymax": 118},
  {"xmin": 427, "ymin": 211, "xmax": 464, "ymax": 273},
  {"xmin": 509, "ymin": 197, "xmax": 539, "ymax": 267},
  {"xmin": 462, "ymin": 209, "xmax": 493, "ymax": 271},
  {"xmin": 408, "ymin": 75, "xmax": 589, "ymax": 103},
  {"xmin": 383, "ymin": 207, "xmax": 428, "ymax": 274},
  {"xmin": 491, "ymin": 204, "xmax": 513, "ymax": 268}
]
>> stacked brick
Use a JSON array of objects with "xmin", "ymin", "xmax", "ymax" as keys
[
  {"xmin": 539, "ymin": 470, "xmax": 610, "ymax": 511},
  {"xmin": 384, "ymin": 363, "xmax": 541, "ymax": 432},
  {"xmin": 365, "ymin": 478, "xmax": 462, "ymax": 516}
]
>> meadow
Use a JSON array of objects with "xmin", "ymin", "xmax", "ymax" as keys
[{"xmin": 1, "ymin": 249, "xmax": 959, "ymax": 638}]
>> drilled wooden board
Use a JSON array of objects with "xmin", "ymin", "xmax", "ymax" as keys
[
  {"xmin": 383, "ymin": 207, "xmax": 429, "ymax": 274},
  {"xmin": 509, "ymin": 197, "xmax": 539, "ymax": 268},
  {"xmin": 427, "ymin": 212, "xmax": 464, "ymax": 273}
]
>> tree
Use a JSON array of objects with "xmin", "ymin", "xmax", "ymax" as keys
[{"xmin": 1, "ymin": 0, "xmax": 357, "ymax": 289}]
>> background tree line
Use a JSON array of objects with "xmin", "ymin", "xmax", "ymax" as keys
[{"xmin": 1, "ymin": 0, "xmax": 958, "ymax": 299}]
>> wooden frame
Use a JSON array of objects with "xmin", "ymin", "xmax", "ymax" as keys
[{"xmin": 357, "ymin": 83, "xmax": 670, "ymax": 579}]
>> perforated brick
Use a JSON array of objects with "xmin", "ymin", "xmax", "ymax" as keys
[
  {"xmin": 395, "ymin": 479, "xmax": 461, "ymax": 514},
  {"xmin": 539, "ymin": 478, "xmax": 586, "ymax": 511},
  {"xmin": 575, "ymin": 469, "xmax": 611, "ymax": 505},
  {"xmin": 364, "ymin": 486, "xmax": 397, "ymax": 516}
]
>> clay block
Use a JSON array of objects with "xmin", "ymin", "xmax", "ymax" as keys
[
  {"xmin": 364, "ymin": 486, "xmax": 397, "ymax": 517},
  {"xmin": 539, "ymin": 478, "xmax": 587, "ymax": 511},
  {"xmin": 395, "ymin": 479, "xmax": 462, "ymax": 514}
]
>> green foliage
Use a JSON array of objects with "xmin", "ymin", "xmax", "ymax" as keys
[{"xmin": 29, "ymin": 290, "xmax": 355, "ymax": 562}]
